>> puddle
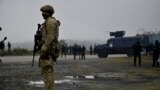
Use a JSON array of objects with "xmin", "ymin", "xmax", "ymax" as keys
[
  {"xmin": 65, "ymin": 75, "xmax": 95, "ymax": 79},
  {"xmin": 28, "ymin": 72, "xmax": 127, "ymax": 87},
  {"xmin": 65, "ymin": 72, "xmax": 127, "ymax": 79},
  {"xmin": 28, "ymin": 79, "xmax": 78, "ymax": 87},
  {"xmin": 29, "ymin": 81, "xmax": 44, "ymax": 87}
]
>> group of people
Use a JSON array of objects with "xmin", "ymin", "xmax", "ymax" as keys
[
  {"xmin": 132, "ymin": 40, "xmax": 160, "ymax": 67},
  {"xmin": 89, "ymin": 45, "xmax": 97, "ymax": 55},
  {"xmin": 72, "ymin": 44, "xmax": 86, "ymax": 60},
  {"xmin": 60, "ymin": 44, "xmax": 98, "ymax": 60},
  {"xmin": 60, "ymin": 44, "xmax": 86, "ymax": 60}
]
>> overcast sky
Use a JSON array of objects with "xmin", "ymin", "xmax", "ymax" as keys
[{"xmin": 0, "ymin": 0, "xmax": 160, "ymax": 43}]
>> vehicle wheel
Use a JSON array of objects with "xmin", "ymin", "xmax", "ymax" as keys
[
  {"xmin": 127, "ymin": 49, "xmax": 133, "ymax": 57},
  {"xmin": 97, "ymin": 49, "xmax": 108, "ymax": 58}
]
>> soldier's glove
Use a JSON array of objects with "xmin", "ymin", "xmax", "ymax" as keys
[{"xmin": 40, "ymin": 51, "xmax": 49, "ymax": 59}]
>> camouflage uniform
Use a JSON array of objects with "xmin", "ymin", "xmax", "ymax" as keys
[{"xmin": 39, "ymin": 5, "xmax": 59, "ymax": 90}]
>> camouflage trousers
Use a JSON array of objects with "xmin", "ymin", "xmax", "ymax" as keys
[{"xmin": 39, "ymin": 57, "xmax": 54, "ymax": 90}]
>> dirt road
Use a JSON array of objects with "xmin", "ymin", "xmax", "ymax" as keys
[{"xmin": 0, "ymin": 55, "xmax": 160, "ymax": 90}]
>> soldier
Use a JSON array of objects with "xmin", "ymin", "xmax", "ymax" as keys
[
  {"xmin": 0, "ymin": 37, "xmax": 7, "ymax": 63},
  {"xmin": 81, "ymin": 45, "xmax": 86, "ymax": 59},
  {"xmin": 73, "ymin": 43, "xmax": 77, "ymax": 60},
  {"xmin": 77, "ymin": 45, "xmax": 81, "ymax": 59},
  {"xmin": 61, "ymin": 44, "xmax": 65, "ymax": 57},
  {"xmin": 7, "ymin": 42, "xmax": 11, "ymax": 54},
  {"xmin": 65, "ymin": 44, "xmax": 68, "ymax": 56},
  {"xmin": 132, "ymin": 41, "xmax": 142, "ymax": 66},
  {"xmin": 0, "ymin": 40, "xmax": 4, "ymax": 63},
  {"xmin": 90, "ymin": 45, "xmax": 93, "ymax": 55},
  {"xmin": 93, "ymin": 44, "xmax": 97, "ymax": 55},
  {"xmin": 68, "ymin": 45, "xmax": 71, "ymax": 55},
  {"xmin": 152, "ymin": 40, "xmax": 160, "ymax": 67},
  {"xmin": 0, "ymin": 27, "xmax": 6, "ymax": 63},
  {"xmin": 39, "ymin": 5, "xmax": 59, "ymax": 90},
  {"xmin": 0, "ymin": 39, "xmax": 5, "ymax": 56}
]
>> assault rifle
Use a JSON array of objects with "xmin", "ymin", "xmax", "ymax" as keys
[{"xmin": 32, "ymin": 24, "xmax": 41, "ymax": 66}]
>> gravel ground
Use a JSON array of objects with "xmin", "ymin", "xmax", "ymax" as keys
[{"xmin": 0, "ymin": 55, "xmax": 160, "ymax": 90}]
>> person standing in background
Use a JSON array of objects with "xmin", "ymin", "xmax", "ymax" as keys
[
  {"xmin": 152, "ymin": 40, "xmax": 160, "ymax": 67},
  {"xmin": 132, "ymin": 41, "xmax": 142, "ymax": 66}
]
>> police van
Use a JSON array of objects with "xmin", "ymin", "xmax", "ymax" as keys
[{"xmin": 96, "ymin": 31, "xmax": 158, "ymax": 58}]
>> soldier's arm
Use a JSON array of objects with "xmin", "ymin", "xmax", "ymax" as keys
[{"xmin": 41, "ymin": 19, "xmax": 58, "ymax": 52}]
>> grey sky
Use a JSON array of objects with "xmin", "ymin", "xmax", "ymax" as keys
[{"xmin": 0, "ymin": 0, "xmax": 160, "ymax": 43}]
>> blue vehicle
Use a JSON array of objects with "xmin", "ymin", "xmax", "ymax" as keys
[{"xmin": 96, "ymin": 31, "xmax": 150, "ymax": 58}]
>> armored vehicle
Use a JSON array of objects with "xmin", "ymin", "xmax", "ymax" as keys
[{"xmin": 96, "ymin": 31, "xmax": 150, "ymax": 58}]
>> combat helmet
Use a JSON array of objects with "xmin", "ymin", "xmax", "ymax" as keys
[{"xmin": 40, "ymin": 5, "xmax": 54, "ymax": 15}]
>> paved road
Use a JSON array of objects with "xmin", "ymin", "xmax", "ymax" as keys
[{"xmin": 1, "ymin": 54, "xmax": 127, "ymax": 63}]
